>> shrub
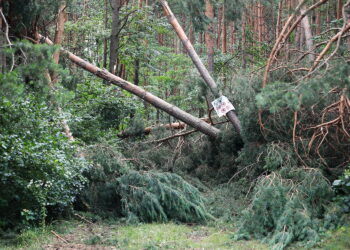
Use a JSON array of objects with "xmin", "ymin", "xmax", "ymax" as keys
[
  {"xmin": 0, "ymin": 98, "xmax": 88, "ymax": 230},
  {"xmin": 235, "ymin": 168, "xmax": 340, "ymax": 249}
]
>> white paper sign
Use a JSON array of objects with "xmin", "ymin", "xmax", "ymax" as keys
[{"xmin": 212, "ymin": 96, "xmax": 235, "ymax": 117}]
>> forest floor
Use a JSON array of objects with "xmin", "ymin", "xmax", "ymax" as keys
[
  {"xmin": 0, "ymin": 219, "xmax": 267, "ymax": 250},
  {"xmin": 0, "ymin": 218, "xmax": 349, "ymax": 250}
]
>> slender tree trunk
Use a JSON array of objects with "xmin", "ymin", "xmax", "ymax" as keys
[
  {"xmin": 103, "ymin": 0, "xmax": 108, "ymax": 68},
  {"xmin": 38, "ymin": 35, "xmax": 221, "ymax": 138},
  {"xmin": 217, "ymin": 5, "xmax": 223, "ymax": 49},
  {"xmin": 109, "ymin": 0, "xmax": 121, "ymax": 74},
  {"xmin": 230, "ymin": 22, "xmax": 235, "ymax": 54},
  {"xmin": 134, "ymin": 58, "xmax": 140, "ymax": 86},
  {"xmin": 42, "ymin": 1, "xmax": 74, "ymax": 141},
  {"xmin": 242, "ymin": 11, "xmax": 247, "ymax": 68},
  {"xmin": 337, "ymin": 0, "xmax": 343, "ymax": 19},
  {"xmin": 52, "ymin": 1, "xmax": 67, "ymax": 83},
  {"xmin": 222, "ymin": 5, "xmax": 227, "ymax": 53},
  {"xmin": 315, "ymin": 8, "xmax": 321, "ymax": 35},
  {"xmin": 301, "ymin": 6, "xmax": 315, "ymax": 61},
  {"xmin": 258, "ymin": 1, "xmax": 262, "ymax": 42},
  {"xmin": 205, "ymin": 0, "xmax": 215, "ymax": 74}
]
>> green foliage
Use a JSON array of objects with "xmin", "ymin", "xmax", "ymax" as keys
[
  {"xmin": 117, "ymin": 171, "xmax": 212, "ymax": 223},
  {"xmin": 0, "ymin": 42, "xmax": 88, "ymax": 230},
  {"xmin": 69, "ymin": 79, "xmax": 141, "ymax": 143},
  {"xmin": 77, "ymin": 142, "xmax": 129, "ymax": 216},
  {"xmin": 333, "ymin": 168, "xmax": 350, "ymax": 213},
  {"xmin": 235, "ymin": 167, "xmax": 340, "ymax": 249},
  {"xmin": 0, "ymin": 97, "xmax": 88, "ymax": 230}
]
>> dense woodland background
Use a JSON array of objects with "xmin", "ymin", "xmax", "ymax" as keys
[{"xmin": 0, "ymin": 0, "xmax": 350, "ymax": 249}]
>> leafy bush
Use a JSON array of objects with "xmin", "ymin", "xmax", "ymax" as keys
[
  {"xmin": 0, "ymin": 98, "xmax": 88, "ymax": 230},
  {"xmin": 117, "ymin": 171, "xmax": 212, "ymax": 223}
]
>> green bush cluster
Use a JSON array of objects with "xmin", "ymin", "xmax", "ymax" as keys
[{"xmin": 0, "ymin": 98, "xmax": 88, "ymax": 230}]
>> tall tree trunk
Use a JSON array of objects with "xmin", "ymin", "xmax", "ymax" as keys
[
  {"xmin": 301, "ymin": 6, "xmax": 315, "ymax": 61},
  {"xmin": 217, "ymin": 5, "xmax": 223, "ymax": 49},
  {"xmin": 134, "ymin": 58, "xmax": 140, "ymax": 86},
  {"xmin": 258, "ymin": 2, "xmax": 262, "ymax": 42},
  {"xmin": 337, "ymin": 0, "xmax": 343, "ymax": 19},
  {"xmin": 315, "ymin": 8, "xmax": 321, "ymax": 35},
  {"xmin": 51, "ymin": 1, "xmax": 67, "ymax": 83},
  {"xmin": 103, "ymin": 0, "xmax": 108, "ymax": 68},
  {"xmin": 205, "ymin": 0, "xmax": 214, "ymax": 74},
  {"xmin": 38, "ymin": 35, "xmax": 221, "ymax": 138},
  {"xmin": 222, "ymin": 5, "xmax": 227, "ymax": 53},
  {"xmin": 109, "ymin": 0, "xmax": 121, "ymax": 74},
  {"xmin": 242, "ymin": 11, "xmax": 247, "ymax": 68},
  {"xmin": 230, "ymin": 21, "xmax": 235, "ymax": 54}
]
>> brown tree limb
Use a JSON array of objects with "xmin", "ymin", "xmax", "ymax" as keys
[
  {"xmin": 0, "ymin": 8, "xmax": 14, "ymax": 72},
  {"xmin": 263, "ymin": 0, "xmax": 328, "ymax": 87}
]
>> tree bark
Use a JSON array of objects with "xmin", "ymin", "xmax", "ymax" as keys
[
  {"xmin": 109, "ymin": 0, "xmax": 121, "ymax": 74},
  {"xmin": 337, "ymin": 0, "xmax": 343, "ymax": 19},
  {"xmin": 222, "ymin": 4, "xmax": 227, "ymax": 53},
  {"xmin": 241, "ymin": 11, "xmax": 247, "ymax": 68},
  {"xmin": 0, "ymin": 4, "xmax": 5, "ymax": 73},
  {"xmin": 53, "ymin": 2, "xmax": 67, "ymax": 64},
  {"xmin": 301, "ymin": 6, "xmax": 315, "ymax": 61},
  {"xmin": 38, "ymin": 34, "xmax": 221, "ymax": 138},
  {"xmin": 51, "ymin": 1, "xmax": 67, "ymax": 84},
  {"xmin": 204, "ymin": 0, "xmax": 214, "ymax": 74},
  {"xmin": 103, "ymin": 0, "xmax": 108, "ymax": 68},
  {"xmin": 159, "ymin": 0, "xmax": 241, "ymax": 134}
]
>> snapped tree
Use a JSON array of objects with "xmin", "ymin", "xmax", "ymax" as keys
[
  {"xmin": 37, "ymin": 34, "xmax": 220, "ymax": 138},
  {"xmin": 159, "ymin": 0, "xmax": 241, "ymax": 135}
]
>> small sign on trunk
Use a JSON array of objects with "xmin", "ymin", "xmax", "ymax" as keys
[{"xmin": 212, "ymin": 96, "xmax": 235, "ymax": 117}]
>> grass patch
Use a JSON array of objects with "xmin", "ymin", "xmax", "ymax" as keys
[
  {"xmin": 0, "ymin": 220, "xmax": 268, "ymax": 249},
  {"xmin": 318, "ymin": 226, "xmax": 350, "ymax": 250}
]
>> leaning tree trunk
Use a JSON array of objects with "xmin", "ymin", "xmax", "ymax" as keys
[
  {"xmin": 37, "ymin": 35, "xmax": 220, "ymax": 138},
  {"xmin": 159, "ymin": 0, "xmax": 242, "ymax": 134}
]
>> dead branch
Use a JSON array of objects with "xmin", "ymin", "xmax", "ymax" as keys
[
  {"xmin": 50, "ymin": 231, "xmax": 69, "ymax": 243},
  {"xmin": 263, "ymin": 0, "xmax": 328, "ymax": 87},
  {"xmin": 0, "ymin": 8, "xmax": 15, "ymax": 71}
]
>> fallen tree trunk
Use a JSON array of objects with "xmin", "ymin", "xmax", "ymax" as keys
[
  {"xmin": 118, "ymin": 118, "xmax": 211, "ymax": 138},
  {"xmin": 37, "ymin": 34, "xmax": 220, "ymax": 138},
  {"xmin": 159, "ymin": 0, "xmax": 241, "ymax": 135}
]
